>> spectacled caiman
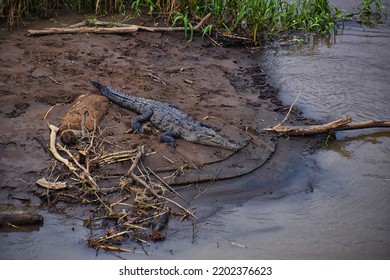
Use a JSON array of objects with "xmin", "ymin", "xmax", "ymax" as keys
[{"xmin": 91, "ymin": 81, "xmax": 240, "ymax": 150}]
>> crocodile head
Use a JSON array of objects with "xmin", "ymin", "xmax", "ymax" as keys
[{"xmin": 196, "ymin": 131, "xmax": 240, "ymax": 151}]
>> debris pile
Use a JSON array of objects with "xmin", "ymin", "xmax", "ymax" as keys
[{"xmin": 38, "ymin": 94, "xmax": 194, "ymax": 252}]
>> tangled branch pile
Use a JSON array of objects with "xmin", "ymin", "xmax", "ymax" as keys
[{"xmin": 38, "ymin": 121, "xmax": 194, "ymax": 252}]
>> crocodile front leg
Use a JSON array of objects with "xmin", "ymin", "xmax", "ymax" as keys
[
  {"xmin": 131, "ymin": 107, "xmax": 153, "ymax": 132},
  {"xmin": 160, "ymin": 131, "xmax": 178, "ymax": 148}
]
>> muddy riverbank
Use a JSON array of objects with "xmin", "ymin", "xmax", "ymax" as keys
[{"xmin": 0, "ymin": 15, "xmax": 320, "ymax": 258}]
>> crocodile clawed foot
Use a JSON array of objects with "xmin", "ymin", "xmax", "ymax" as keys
[
  {"xmin": 160, "ymin": 132, "xmax": 177, "ymax": 148},
  {"xmin": 165, "ymin": 141, "xmax": 177, "ymax": 148},
  {"xmin": 131, "ymin": 121, "xmax": 142, "ymax": 133}
]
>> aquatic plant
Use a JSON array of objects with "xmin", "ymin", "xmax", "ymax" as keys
[{"xmin": 354, "ymin": 0, "xmax": 387, "ymax": 23}]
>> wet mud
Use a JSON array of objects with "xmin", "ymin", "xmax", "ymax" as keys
[{"xmin": 0, "ymin": 15, "xmax": 319, "ymax": 254}]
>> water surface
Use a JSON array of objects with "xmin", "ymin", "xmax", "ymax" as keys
[
  {"xmin": 249, "ymin": 0, "xmax": 390, "ymax": 259},
  {"xmin": 1, "ymin": 1, "xmax": 390, "ymax": 259}
]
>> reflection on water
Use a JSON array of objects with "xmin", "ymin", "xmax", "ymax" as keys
[
  {"xmin": 1, "ymin": 212, "xmax": 92, "ymax": 260},
  {"xmin": 328, "ymin": 131, "xmax": 390, "ymax": 158},
  {"xmin": 261, "ymin": 24, "xmax": 390, "ymax": 122},
  {"xmin": 249, "ymin": 1, "xmax": 390, "ymax": 259}
]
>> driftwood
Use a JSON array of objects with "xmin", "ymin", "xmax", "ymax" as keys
[
  {"xmin": 27, "ymin": 13, "xmax": 211, "ymax": 36},
  {"xmin": 47, "ymin": 123, "xmax": 100, "ymax": 191},
  {"xmin": 27, "ymin": 26, "xmax": 139, "ymax": 36},
  {"xmin": 264, "ymin": 116, "xmax": 390, "ymax": 136},
  {"xmin": 37, "ymin": 178, "xmax": 68, "ymax": 190},
  {"xmin": 0, "ymin": 204, "xmax": 43, "ymax": 227},
  {"xmin": 59, "ymin": 93, "xmax": 109, "ymax": 145}
]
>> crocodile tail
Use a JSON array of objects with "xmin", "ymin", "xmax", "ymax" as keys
[
  {"xmin": 91, "ymin": 81, "xmax": 105, "ymax": 91},
  {"xmin": 91, "ymin": 81, "xmax": 115, "ymax": 99}
]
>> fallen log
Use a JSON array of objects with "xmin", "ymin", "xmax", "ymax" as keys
[
  {"xmin": 263, "ymin": 116, "xmax": 390, "ymax": 136},
  {"xmin": 27, "ymin": 13, "xmax": 211, "ymax": 36},
  {"xmin": 59, "ymin": 93, "xmax": 109, "ymax": 145},
  {"xmin": 27, "ymin": 26, "xmax": 139, "ymax": 36},
  {"xmin": 0, "ymin": 204, "xmax": 43, "ymax": 226}
]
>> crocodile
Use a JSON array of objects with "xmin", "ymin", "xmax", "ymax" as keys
[{"xmin": 91, "ymin": 81, "xmax": 240, "ymax": 150}]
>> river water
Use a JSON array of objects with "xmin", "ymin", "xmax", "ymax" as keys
[
  {"xmin": 220, "ymin": 0, "xmax": 390, "ymax": 259},
  {"xmin": 2, "ymin": 1, "xmax": 390, "ymax": 259},
  {"xmin": 168, "ymin": 0, "xmax": 390, "ymax": 259}
]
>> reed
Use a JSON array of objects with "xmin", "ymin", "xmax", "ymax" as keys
[{"xmin": 0, "ymin": 0, "xmax": 61, "ymax": 26}]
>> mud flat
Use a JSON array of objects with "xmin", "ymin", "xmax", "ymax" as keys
[{"xmin": 0, "ymin": 16, "xmax": 318, "ymax": 248}]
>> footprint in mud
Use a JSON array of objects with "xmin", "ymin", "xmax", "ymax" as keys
[
  {"xmin": 4, "ymin": 103, "xmax": 30, "ymax": 118},
  {"xmin": 35, "ymin": 90, "xmax": 73, "ymax": 105},
  {"xmin": 42, "ymin": 39, "xmax": 65, "ymax": 48}
]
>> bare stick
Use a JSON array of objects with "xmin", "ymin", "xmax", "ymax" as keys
[
  {"xmin": 44, "ymin": 104, "xmax": 60, "ymax": 120},
  {"xmin": 69, "ymin": 20, "xmax": 134, "ymax": 28},
  {"xmin": 162, "ymin": 154, "xmax": 175, "ymax": 164},
  {"xmin": 92, "ymin": 245, "xmax": 135, "ymax": 252},
  {"xmin": 49, "ymin": 76, "xmax": 62, "ymax": 85},
  {"xmin": 47, "ymin": 124, "xmax": 114, "ymax": 213},
  {"xmin": 37, "ymin": 178, "xmax": 68, "ymax": 190},
  {"xmin": 27, "ymin": 26, "xmax": 139, "ymax": 36},
  {"xmin": 146, "ymin": 167, "xmax": 186, "ymax": 201},
  {"xmin": 48, "ymin": 124, "xmax": 77, "ymax": 172},
  {"xmin": 281, "ymin": 89, "xmax": 303, "ymax": 124},
  {"xmin": 128, "ymin": 146, "xmax": 195, "ymax": 218},
  {"xmin": 56, "ymin": 143, "xmax": 99, "ymax": 190}
]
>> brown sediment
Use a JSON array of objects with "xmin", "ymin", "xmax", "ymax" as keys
[{"xmin": 0, "ymin": 14, "xmax": 318, "ymax": 247}]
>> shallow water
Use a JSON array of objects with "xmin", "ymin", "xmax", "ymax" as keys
[
  {"xmin": 170, "ymin": 0, "xmax": 390, "ymax": 259},
  {"xmin": 1, "ymin": 1, "xmax": 390, "ymax": 259},
  {"xmin": 248, "ymin": 0, "xmax": 390, "ymax": 259}
]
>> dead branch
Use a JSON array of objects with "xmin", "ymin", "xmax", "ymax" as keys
[
  {"xmin": 91, "ymin": 245, "xmax": 135, "ymax": 252},
  {"xmin": 263, "ymin": 116, "xmax": 390, "ymax": 136},
  {"xmin": 68, "ymin": 20, "xmax": 134, "ymax": 28},
  {"xmin": 99, "ymin": 149, "xmax": 138, "ymax": 166},
  {"xmin": 27, "ymin": 26, "xmax": 139, "ymax": 36},
  {"xmin": 48, "ymin": 124, "xmax": 77, "ymax": 171},
  {"xmin": 281, "ymin": 89, "xmax": 303, "ymax": 124},
  {"xmin": 128, "ymin": 146, "xmax": 195, "ymax": 218},
  {"xmin": 46, "ymin": 123, "xmax": 106, "ymax": 211},
  {"xmin": 138, "ymin": 12, "xmax": 211, "ymax": 32},
  {"xmin": 45, "ymin": 121, "xmax": 192, "ymax": 248},
  {"xmin": 335, "ymin": 119, "xmax": 390, "ymax": 131},
  {"xmin": 37, "ymin": 178, "xmax": 68, "ymax": 190},
  {"xmin": 146, "ymin": 167, "xmax": 185, "ymax": 201},
  {"xmin": 27, "ymin": 13, "xmax": 211, "ymax": 37},
  {"xmin": 56, "ymin": 143, "xmax": 99, "ymax": 190}
]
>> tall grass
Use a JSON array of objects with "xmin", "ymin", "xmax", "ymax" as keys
[
  {"xmin": 0, "ymin": 0, "xmax": 61, "ymax": 26},
  {"xmin": 0, "ymin": 0, "xmax": 387, "ymax": 42}
]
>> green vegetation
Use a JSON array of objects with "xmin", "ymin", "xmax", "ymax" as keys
[
  {"xmin": 354, "ymin": 0, "xmax": 387, "ymax": 23},
  {"xmin": 0, "ymin": 0, "xmax": 387, "ymax": 43}
]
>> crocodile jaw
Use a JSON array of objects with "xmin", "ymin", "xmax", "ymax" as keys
[{"xmin": 196, "ymin": 132, "xmax": 240, "ymax": 151}]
